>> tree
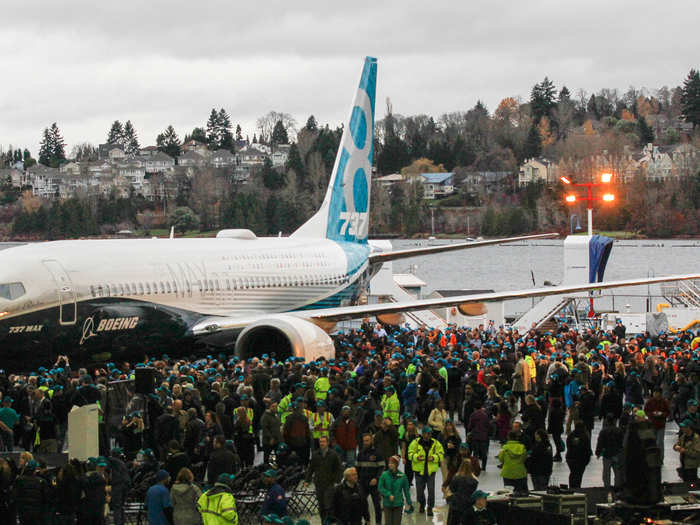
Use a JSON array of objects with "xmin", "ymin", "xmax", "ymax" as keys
[
  {"xmin": 71, "ymin": 143, "xmax": 98, "ymax": 161},
  {"xmin": 530, "ymin": 77, "xmax": 556, "ymax": 122},
  {"xmin": 538, "ymin": 116, "xmax": 555, "ymax": 147},
  {"xmin": 218, "ymin": 109, "xmax": 234, "ymax": 150},
  {"xmin": 206, "ymin": 109, "xmax": 220, "ymax": 148},
  {"xmin": 257, "ymin": 111, "xmax": 296, "ymax": 144},
  {"xmin": 523, "ymin": 123, "xmax": 542, "ymax": 159},
  {"xmin": 305, "ymin": 115, "xmax": 318, "ymax": 132},
  {"xmin": 637, "ymin": 116, "xmax": 654, "ymax": 145},
  {"xmin": 261, "ymin": 157, "xmax": 285, "ymax": 189},
  {"xmin": 123, "ymin": 120, "xmax": 140, "ymax": 154},
  {"xmin": 156, "ymin": 125, "xmax": 181, "ymax": 159},
  {"xmin": 558, "ymin": 86, "xmax": 571, "ymax": 104},
  {"xmin": 169, "ymin": 206, "xmax": 199, "ymax": 234},
  {"xmin": 38, "ymin": 128, "xmax": 52, "ymax": 165},
  {"xmin": 285, "ymin": 143, "xmax": 307, "ymax": 188},
  {"xmin": 681, "ymin": 69, "xmax": 700, "ymax": 127},
  {"xmin": 186, "ymin": 127, "xmax": 207, "ymax": 143},
  {"xmin": 107, "ymin": 121, "xmax": 124, "ymax": 145},
  {"xmin": 235, "ymin": 124, "xmax": 243, "ymax": 142},
  {"xmin": 271, "ymin": 120, "xmax": 289, "ymax": 145},
  {"xmin": 49, "ymin": 123, "xmax": 66, "ymax": 164},
  {"xmin": 400, "ymin": 158, "xmax": 445, "ymax": 176}
]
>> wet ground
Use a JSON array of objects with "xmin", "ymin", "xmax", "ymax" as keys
[{"xmin": 294, "ymin": 420, "xmax": 683, "ymax": 525}]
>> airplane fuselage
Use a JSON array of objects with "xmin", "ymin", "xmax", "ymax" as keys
[{"xmin": 0, "ymin": 237, "xmax": 374, "ymax": 369}]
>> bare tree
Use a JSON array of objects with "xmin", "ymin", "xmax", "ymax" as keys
[{"xmin": 256, "ymin": 111, "xmax": 297, "ymax": 143}]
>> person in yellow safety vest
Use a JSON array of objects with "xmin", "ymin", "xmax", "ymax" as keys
[
  {"xmin": 525, "ymin": 351, "xmax": 536, "ymax": 389},
  {"xmin": 381, "ymin": 386, "xmax": 400, "ymax": 426},
  {"xmin": 198, "ymin": 473, "xmax": 238, "ymax": 525},
  {"xmin": 314, "ymin": 369, "xmax": 330, "ymax": 401},
  {"xmin": 312, "ymin": 401, "xmax": 334, "ymax": 444},
  {"xmin": 407, "ymin": 427, "xmax": 444, "ymax": 516},
  {"xmin": 277, "ymin": 383, "xmax": 305, "ymax": 425}
]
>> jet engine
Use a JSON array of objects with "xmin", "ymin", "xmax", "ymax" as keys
[{"xmin": 234, "ymin": 314, "xmax": 335, "ymax": 362}]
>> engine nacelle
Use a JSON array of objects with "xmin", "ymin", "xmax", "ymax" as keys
[{"xmin": 235, "ymin": 314, "xmax": 335, "ymax": 362}]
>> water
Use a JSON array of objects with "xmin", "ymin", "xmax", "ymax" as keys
[
  {"xmin": 2, "ymin": 239, "xmax": 698, "ymax": 317},
  {"xmin": 392, "ymin": 238, "xmax": 700, "ymax": 316}
]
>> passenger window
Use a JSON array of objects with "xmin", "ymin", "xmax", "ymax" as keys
[
  {"xmin": 166, "ymin": 282, "xmax": 172, "ymax": 293},
  {"xmin": 138, "ymin": 283, "xmax": 144, "ymax": 295},
  {"xmin": 159, "ymin": 282, "xmax": 165, "ymax": 294}
]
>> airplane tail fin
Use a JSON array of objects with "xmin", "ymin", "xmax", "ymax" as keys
[{"xmin": 291, "ymin": 56, "xmax": 377, "ymax": 244}]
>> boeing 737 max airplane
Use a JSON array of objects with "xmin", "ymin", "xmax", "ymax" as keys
[{"xmin": 0, "ymin": 57, "xmax": 697, "ymax": 370}]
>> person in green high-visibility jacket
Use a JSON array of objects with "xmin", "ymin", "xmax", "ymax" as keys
[
  {"xmin": 407, "ymin": 426, "xmax": 444, "ymax": 517},
  {"xmin": 381, "ymin": 386, "xmax": 400, "ymax": 426},
  {"xmin": 198, "ymin": 473, "xmax": 238, "ymax": 525},
  {"xmin": 315, "ymin": 369, "xmax": 330, "ymax": 401},
  {"xmin": 278, "ymin": 384, "xmax": 304, "ymax": 425}
]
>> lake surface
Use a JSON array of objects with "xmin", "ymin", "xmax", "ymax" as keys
[
  {"xmin": 1, "ymin": 238, "xmax": 698, "ymax": 317},
  {"xmin": 392, "ymin": 238, "xmax": 700, "ymax": 316}
]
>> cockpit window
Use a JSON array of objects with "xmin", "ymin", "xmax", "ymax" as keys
[{"xmin": 0, "ymin": 282, "xmax": 26, "ymax": 300}]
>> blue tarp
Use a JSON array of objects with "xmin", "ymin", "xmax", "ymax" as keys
[{"xmin": 589, "ymin": 235, "xmax": 613, "ymax": 283}]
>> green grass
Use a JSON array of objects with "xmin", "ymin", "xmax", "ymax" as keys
[{"xmin": 573, "ymin": 230, "xmax": 639, "ymax": 239}]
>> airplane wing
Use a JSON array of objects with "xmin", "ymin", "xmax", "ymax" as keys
[
  {"xmin": 369, "ymin": 233, "xmax": 558, "ymax": 263},
  {"xmin": 299, "ymin": 274, "xmax": 700, "ymax": 322},
  {"xmin": 190, "ymin": 273, "xmax": 700, "ymax": 335}
]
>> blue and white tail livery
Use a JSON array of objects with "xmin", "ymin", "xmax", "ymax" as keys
[{"xmin": 292, "ymin": 56, "xmax": 377, "ymax": 244}]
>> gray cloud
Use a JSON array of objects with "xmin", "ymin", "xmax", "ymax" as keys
[{"xmin": 1, "ymin": 0, "xmax": 698, "ymax": 154}]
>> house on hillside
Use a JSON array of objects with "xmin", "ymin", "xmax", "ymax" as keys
[
  {"xmin": 210, "ymin": 149, "xmax": 236, "ymax": 168},
  {"xmin": 179, "ymin": 151, "xmax": 207, "ymax": 167},
  {"xmin": 239, "ymin": 145, "xmax": 267, "ymax": 166},
  {"xmin": 462, "ymin": 171, "xmax": 511, "ymax": 193},
  {"xmin": 139, "ymin": 151, "xmax": 175, "ymax": 174},
  {"xmin": 518, "ymin": 158, "xmax": 555, "ymax": 186},
  {"xmin": 0, "ymin": 168, "xmax": 26, "ymax": 188},
  {"xmin": 271, "ymin": 144, "xmax": 291, "ymax": 167},
  {"xmin": 421, "ymin": 172, "xmax": 454, "ymax": 199},
  {"xmin": 181, "ymin": 140, "xmax": 209, "ymax": 157},
  {"xmin": 375, "ymin": 173, "xmax": 405, "ymax": 187},
  {"xmin": 139, "ymin": 145, "xmax": 159, "ymax": 157},
  {"xmin": 98, "ymin": 143, "xmax": 127, "ymax": 161},
  {"xmin": 27, "ymin": 164, "xmax": 62, "ymax": 198},
  {"xmin": 116, "ymin": 159, "xmax": 146, "ymax": 191},
  {"xmin": 639, "ymin": 143, "xmax": 673, "ymax": 182}
]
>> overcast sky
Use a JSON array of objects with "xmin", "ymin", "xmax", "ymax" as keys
[{"xmin": 1, "ymin": 0, "xmax": 698, "ymax": 155}]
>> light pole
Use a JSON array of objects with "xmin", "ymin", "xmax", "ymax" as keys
[{"xmin": 561, "ymin": 173, "xmax": 615, "ymax": 236}]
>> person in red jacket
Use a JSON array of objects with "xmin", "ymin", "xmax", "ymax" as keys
[
  {"xmin": 644, "ymin": 388, "xmax": 671, "ymax": 463},
  {"xmin": 332, "ymin": 406, "xmax": 359, "ymax": 466}
]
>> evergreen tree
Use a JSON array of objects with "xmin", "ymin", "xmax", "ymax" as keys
[
  {"xmin": 523, "ymin": 123, "xmax": 542, "ymax": 159},
  {"xmin": 235, "ymin": 124, "xmax": 243, "ymax": 142},
  {"xmin": 49, "ymin": 123, "xmax": 66, "ymax": 164},
  {"xmin": 305, "ymin": 115, "xmax": 318, "ymax": 132},
  {"xmin": 285, "ymin": 143, "xmax": 307, "ymax": 189},
  {"xmin": 107, "ymin": 120, "xmax": 124, "ymax": 145},
  {"xmin": 123, "ymin": 120, "xmax": 140, "ymax": 154},
  {"xmin": 38, "ymin": 128, "xmax": 52, "ymax": 165},
  {"xmin": 186, "ymin": 127, "xmax": 207, "ymax": 143},
  {"xmin": 252, "ymin": 134, "xmax": 257, "ymax": 143},
  {"xmin": 587, "ymin": 95, "xmax": 600, "ymax": 119},
  {"xmin": 637, "ymin": 116, "xmax": 655, "ymax": 145},
  {"xmin": 206, "ymin": 109, "xmax": 220, "ymax": 148},
  {"xmin": 681, "ymin": 69, "xmax": 700, "ymax": 127},
  {"xmin": 218, "ymin": 109, "xmax": 234, "ymax": 151},
  {"xmin": 261, "ymin": 157, "xmax": 285, "ymax": 189},
  {"xmin": 156, "ymin": 125, "xmax": 181, "ymax": 159},
  {"xmin": 558, "ymin": 86, "xmax": 571, "ymax": 103},
  {"xmin": 271, "ymin": 120, "xmax": 289, "ymax": 145},
  {"xmin": 530, "ymin": 77, "xmax": 556, "ymax": 122}
]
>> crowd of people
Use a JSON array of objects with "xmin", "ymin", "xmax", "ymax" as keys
[{"xmin": 0, "ymin": 317, "xmax": 698, "ymax": 525}]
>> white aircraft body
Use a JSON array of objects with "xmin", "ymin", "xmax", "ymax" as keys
[{"xmin": 0, "ymin": 57, "xmax": 697, "ymax": 370}]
